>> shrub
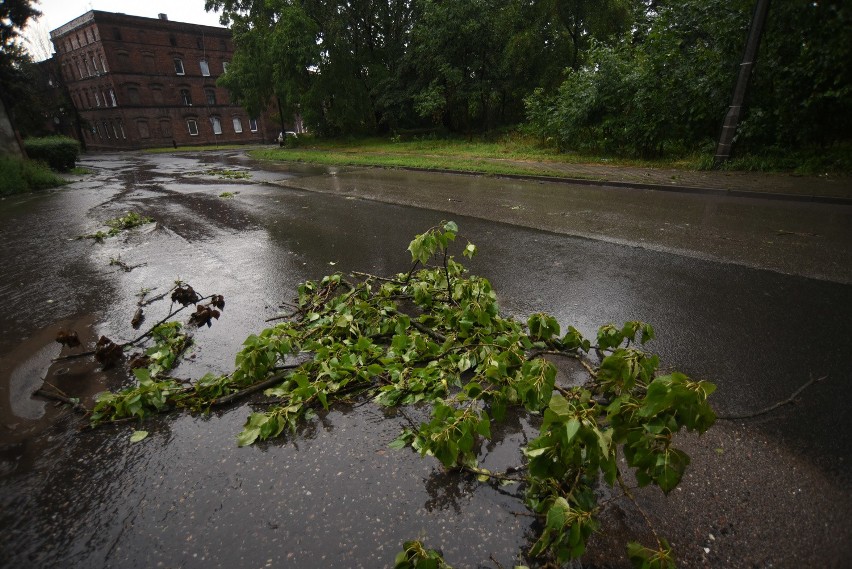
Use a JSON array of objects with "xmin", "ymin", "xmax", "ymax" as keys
[
  {"xmin": 23, "ymin": 135, "xmax": 80, "ymax": 172},
  {"xmin": 0, "ymin": 155, "xmax": 66, "ymax": 195}
]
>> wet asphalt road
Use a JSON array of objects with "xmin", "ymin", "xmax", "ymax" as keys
[{"xmin": 0, "ymin": 151, "xmax": 850, "ymax": 568}]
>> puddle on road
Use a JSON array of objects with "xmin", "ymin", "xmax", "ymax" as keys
[{"xmin": 0, "ymin": 314, "xmax": 119, "ymax": 449}]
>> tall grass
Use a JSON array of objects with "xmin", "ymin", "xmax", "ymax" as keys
[{"xmin": 0, "ymin": 155, "xmax": 67, "ymax": 196}]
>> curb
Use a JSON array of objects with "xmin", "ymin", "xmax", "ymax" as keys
[{"xmin": 395, "ymin": 166, "xmax": 852, "ymax": 206}]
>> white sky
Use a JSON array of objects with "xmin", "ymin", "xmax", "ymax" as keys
[{"xmin": 24, "ymin": 0, "xmax": 224, "ymax": 59}]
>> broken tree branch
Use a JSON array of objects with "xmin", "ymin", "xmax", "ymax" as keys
[
  {"xmin": 33, "ymin": 388, "xmax": 88, "ymax": 414},
  {"xmin": 718, "ymin": 375, "xmax": 827, "ymax": 420}
]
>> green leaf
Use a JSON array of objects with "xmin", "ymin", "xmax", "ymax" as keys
[
  {"xmin": 548, "ymin": 394, "xmax": 572, "ymax": 417},
  {"xmin": 129, "ymin": 430, "xmax": 148, "ymax": 443},
  {"xmin": 237, "ymin": 426, "xmax": 261, "ymax": 447},
  {"xmin": 564, "ymin": 419, "xmax": 580, "ymax": 443}
]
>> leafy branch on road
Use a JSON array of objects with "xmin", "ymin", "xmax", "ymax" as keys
[
  {"xmin": 78, "ymin": 211, "xmax": 155, "ymax": 242},
  {"xmin": 53, "ymin": 222, "xmax": 717, "ymax": 568}
]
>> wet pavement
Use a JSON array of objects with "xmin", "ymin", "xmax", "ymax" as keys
[{"xmin": 1, "ymin": 150, "xmax": 851, "ymax": 568}]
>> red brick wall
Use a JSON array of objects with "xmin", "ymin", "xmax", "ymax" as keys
[{"xmin": 51, "ymin": 11, "xmax": 283, "ymax": 150}]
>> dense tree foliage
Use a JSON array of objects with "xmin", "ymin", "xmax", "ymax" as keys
[
  {"xmin": 207, "ymin": 0, "xmax": 850, "ymax": 156},
  {"xmin": 0, "ymin": 0, "xmax": 41, "ymax": 115},
  {"xmin": 527, "ymin": 0, "xmax": 852, "ymax": 157}
]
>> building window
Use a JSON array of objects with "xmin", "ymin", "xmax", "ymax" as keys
[
  {"xmin": 232, "ymin": 117, "xmax": 243, "ymax": 133},
  {"xmin": 127, "ymin": 86, "xmax": 140, "ymax": 105},
  {"xmin": 249, "ymin": 118, "xmax": 258, "ymax": 132},
  {"xmin": 84, "ymin": 58, "xmax": 93, "ymax": 76},
  {"xmin": 196, "ymin": 37, "xmax": 204, "ymax": 49},
  {"xmin": 142, "ymin": 53, "xmax": 155, "ymax": 73},
  {"xmin": 109, "ymin": 89, "xmax": 117, "ymax": 107},
  {"xmin": 187, "ymin": 119, "xmax": 199, "ymax": 136},
  {"xmin": 76, "ymin": 61, "xmax": 85, "ymax": 79},
  {"xmin": 100, "ymin": 55, "xmax": 108, "ymax": 73},
  {"xmin": 117, "ymin": 52, "xmax": 130, "ymax": 70},
  {"xmin": 180, "ymin": 89, "xmax": 192, "ymax": 106},
  {"xmin": 103, "ymin": 121, "xmax": 111, "ymax": 139},
  {"xmin": 200, "ymin": 59, "xmax": 210, "ymax": 76},
  {"xmin": 137, "ymin": 120, "xmax": 150, "ymax": 139},
  {"xmin": 111, "ymin": 121, "xmax": 119, "ymax": 139},
  {"xmin": 174, "ymin": 58, "xmax": 185, "ymax": 75},
  {"xmin": 118, "ymin": 121, "xmax": 126, "ymax": 139},
  {"xmin": 205, "ymin": 88, "xmax": 216, "ymax": 105},
  {"xmin": 94, "ymin": 91, "xmax": 101, "ymax": 107},
  {"xmin": 222, "ymin": 61, "xmax": 229, "ymax": 73},
  {"xmin": 211, "ymin": 116, "xmax": 222, "ymax": 135},
  {"xmin": 91, "ymin": 56, "xmax": 99, "ymax": 75},
  {"xmin": 160, "ymin": 119, "xmax": 172, "ymax": 138},
  {"xmin": 83, "ymin": 90, "xmax": 91, "ymax": 108},
  {"xmin": 151, "ymin": 86, "xmax": 164, "ymax": 104}
]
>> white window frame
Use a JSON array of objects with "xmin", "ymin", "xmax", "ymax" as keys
[
  {"xmin": 232, "ymin": 117, "xmax": 243, "ymax": 133},
  {"xmin": 249, "ymin": 118, "xmax": 258, "ymax": 132},
  {"xmin": 109, "ymin": 88, "xmax": 117, "ymax": 107},
  {"xmin": 200, "ymin": 59, "xmax": 210, "ymax": 76},
  {"xmin": 211, "ymin": 116, "xmax": 222, "ymax": 135},
  {"xmin": 174, "ymin": 57, "xmax": 185, "ymax": 75},
  {"xmin": 187, "ymin": 119, "xmax": 199, "ymax": 136},
  {"xmin": 222, "ymin": 61, "xmax": 229, "ymax": 73}
]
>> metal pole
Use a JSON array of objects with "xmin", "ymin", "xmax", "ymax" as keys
[{"xmin": 714, "ymin": 0, "xmax": 771, "ymax": 165}]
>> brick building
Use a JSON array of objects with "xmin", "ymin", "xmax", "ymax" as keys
[{"xmin": 49, "ymin": 11, "xmax": 282, "ymax": 150}]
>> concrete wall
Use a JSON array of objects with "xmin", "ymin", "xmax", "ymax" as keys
[{"xmin": 0, "ymin": 98, "xmax": 24, "ymax": 158}]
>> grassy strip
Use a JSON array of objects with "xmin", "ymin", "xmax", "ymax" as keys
[
  {"xmin": 146, "ymin": 134, "xmax": 851, "ymax": 175},
  {"xmin": 249, "ymin": 147, "xmax": 597, "ymax": 179},
  {"xmin": 0, "ymin": 155, "xmax": 67, "ymax": 196}
]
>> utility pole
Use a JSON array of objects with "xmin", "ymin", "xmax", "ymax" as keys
[{"xmin": 714, "ymin": 0, "xmax": 771, "ymax": 165}]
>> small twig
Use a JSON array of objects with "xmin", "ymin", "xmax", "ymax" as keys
[
  {"xmin": 489, "ymin": 554, "xmax": 506, "ymax": 569},
  {"xmin": 33, "ymin": 388, "xmax": 88, "ymax": 414},
  {"xmin": 411, "ymin": 320, "xmax": 447, "ymax": 343},
  {"xmin": 138, "ymin": 289, "xmax": 170, "ymax": 307},
  {"xmin": 125, "ymin": 293, "xmax": 217, "ymax": 347},
  {"xmin": 210, "ymin": 365, "xmax": 301, "ymax": 406},
  {"xmin": 351, "ymin": 271, "xmax": 406, "ymax": 285},
  {"xmin": 265, "ymin": 309, "xmax": 301, "ymax": 322},
  {"xmin": 462, "ymin": 465, "xmax": 525, "ymax": 483},
  {"xmin": 718, "ymin": 375, "xmax": 827, "ymax": 420},
  {"xmin": 617, "ymin": 471, "xmax": 663, "ymax": 547},
  {"xmin": 52, "ymin": 350, "xmax": 96, "ymax": 362}
]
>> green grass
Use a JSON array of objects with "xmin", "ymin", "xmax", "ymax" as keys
[
  {"xmin": 0, "ymin": 155, "xmax": 67, "ymax": 196},
  {"xmin": 248, "ymin": 134, "xmax": 719, "ymax": 180}
]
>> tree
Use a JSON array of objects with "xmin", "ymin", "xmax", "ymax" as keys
[
  {"xmin": 0, "ymin": 0, "xmax": 41, "ymax": 117},
  {"xmin": 738, "ymin": 0, "xmax": 852, "ymax": 151}
]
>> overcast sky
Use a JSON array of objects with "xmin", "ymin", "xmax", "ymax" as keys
[{"xmin": 24, "ymin": 0, "xmax": 224, "ymax": 59}]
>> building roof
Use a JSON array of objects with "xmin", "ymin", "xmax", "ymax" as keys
[{"xmin": 50, "ymin": 10, "xmax": 228, "ymax": 39}]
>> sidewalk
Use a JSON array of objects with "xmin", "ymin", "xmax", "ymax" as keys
[{"xmin": 475, "ymin": 158, "xmax": 852, "ymax": 203}]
